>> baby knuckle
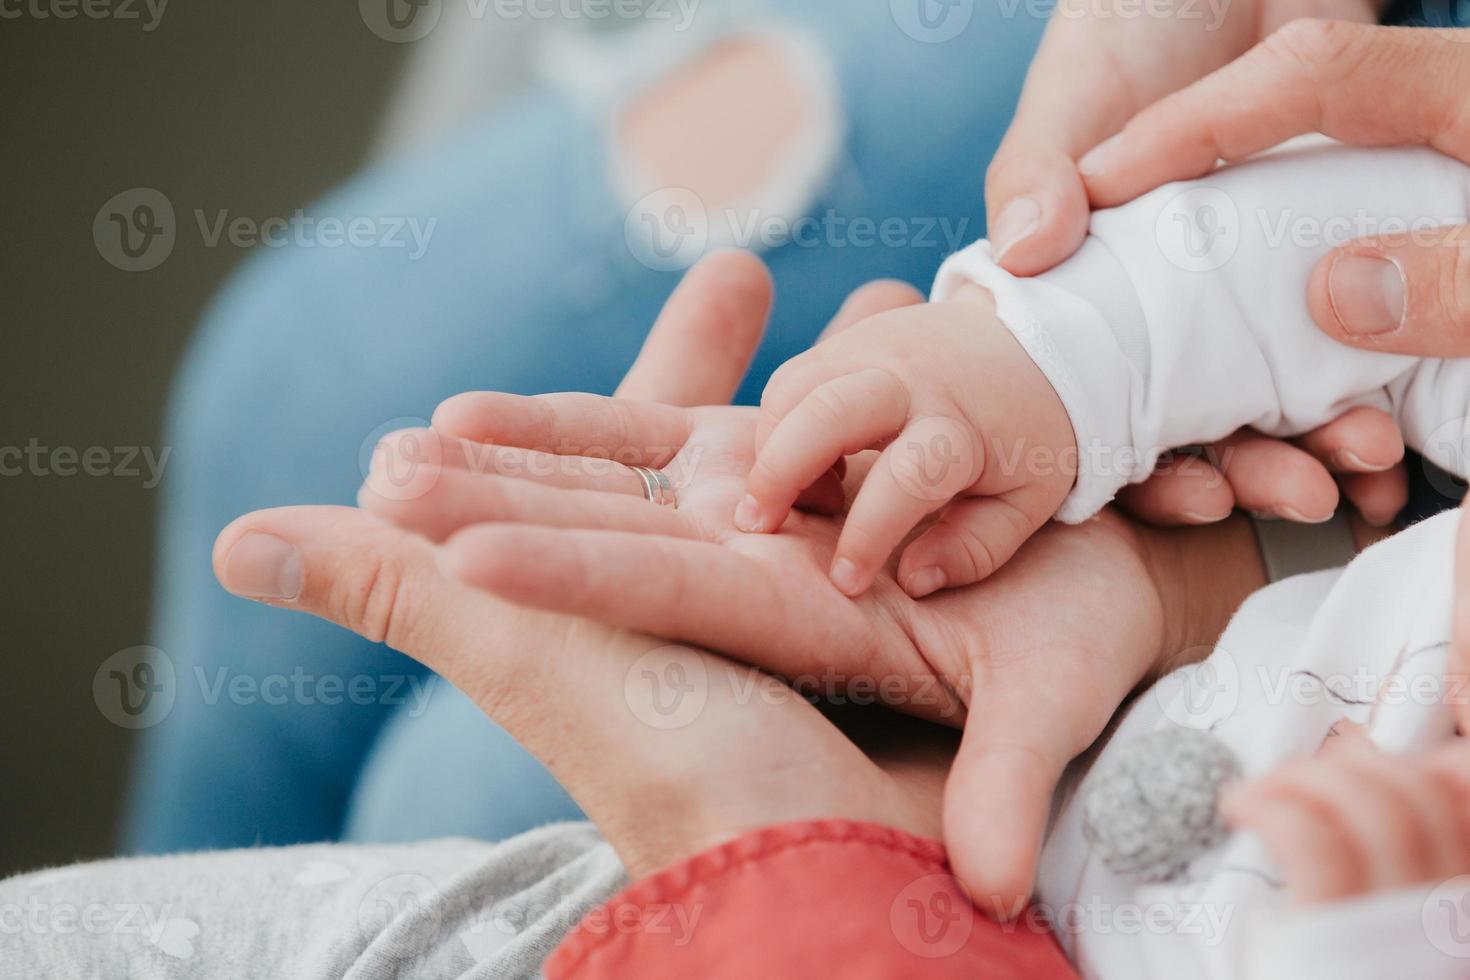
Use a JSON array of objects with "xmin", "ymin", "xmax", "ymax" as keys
[
  {"xmin": 806, "ymin": 384, "xmax": 853, "ymax": 429},
  {"xmin": 953, "ymin": 522, "xmax": 999, "ymax": 583}
]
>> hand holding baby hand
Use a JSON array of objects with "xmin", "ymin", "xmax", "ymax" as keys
[{"xmin": 738, "ymin": 284, "xmax": 1076, "ymax": 598}]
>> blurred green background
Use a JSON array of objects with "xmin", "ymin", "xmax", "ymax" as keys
[{"xmin": 0, "ymin": 4, "xmax": 528, "ymax": 876}]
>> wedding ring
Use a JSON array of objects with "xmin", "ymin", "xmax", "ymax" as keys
[{"xmin": 629, "ymin": 465, "xmax": 677, "ymax": 508}]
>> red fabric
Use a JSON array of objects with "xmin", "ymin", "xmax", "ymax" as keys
[{"xmin": 547, "ymin": 820, "xmax": 1079, "ymax": 980}]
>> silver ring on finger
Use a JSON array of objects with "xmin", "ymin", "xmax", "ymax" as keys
[{"xmin": 629, "ymin": 465, "xmax": 677, "ymax": 509}]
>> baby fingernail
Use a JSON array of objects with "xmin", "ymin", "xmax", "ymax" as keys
[
  {"xmin": 734, "ymin": 495, "xmax": 764, "ymax": 532},
  {"xmin": 904, "ymin": 567, "xmax": 946, "ymax": 598},
  {"xmin": 830, "ymin": 558, "xmax": 863, "ymax": 596},
  {"xmin": 1328, "ymin": 254, "xmax": 1405, "ymax": 336},
  {"xmin": 991, "ymin": 196, "xmax": 1041, "ymax": 261},
  {"xmin": 1079, "ymin": 133, "xmax": 1123, "ymax": 177},
  {"xmin": 220, "ymin": 532, "xmax": 302, "ymax": 600}
]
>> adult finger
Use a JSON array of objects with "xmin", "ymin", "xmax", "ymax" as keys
[
  {"xmin": 1114, "ymin": 454, "xmax": 1237, "ymax": 525},
  {"xmin": 1338, "ymin": 468, "xmax": 1410, "ymax": 527},
  {"xmin": 433, "ymin": 392, "xmax": 692, "ymax": 469},
  {"xmin": 616, "ymin": 248, "xmax": 773, "ymax": 405},
  {"xmin": 213, "ymin": 506, "xmax": 527, "ymax": 691},
  {"xmin": 1293, "ymin": 406, "xmax": 1405, "ymax": 474},
  {"xmin": 440, "ymin": 523, "xmax": 888, "ymax": 691},
  {"xmin": 1211, "ymin": 430, "xmax": 1340, "ymax": 522},
  {"xmin": 1293, "ymin": 407, "xmax": 1407, "ymax": 525},
  {"xmin": 1081, "ymin": 23, "xmax": 1470, "ymax": 207},
  {"xmin": 1309, "ymin": 227, "xmax": 1470, "ymax": 354},
  {"xmin": 944, "ymin": 715, "xmax": 1075, "ymax": 919},
  {"xmin": 359, "ymin": 464, "xmax": 698, "ymax": 542},
  {"xmin": 984, "ymin": 14, "xmax": 1182, "ymax": 275},
  {"xmin": 368, "ymin": 427, "xmax": 651, "ymax": 499}
]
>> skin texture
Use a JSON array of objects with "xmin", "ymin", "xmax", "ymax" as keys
[
  {"xmin": 990, "ymin": 3, "xmax": 1415, "ymax": 526},
  {"xmin": 382, "ymin": 254, "xmax": 1267, "ymax": 915}
]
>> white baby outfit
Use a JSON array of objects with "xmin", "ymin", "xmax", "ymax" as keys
[{"xmin": 934, "ymin": 138, "xmax": 1470, "ymax": 979}]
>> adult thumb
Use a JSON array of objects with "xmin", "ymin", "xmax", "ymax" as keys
[
  {"xmin": 942, "ymin": 712, "xmax": 1072, "ymax": 920},
  {"xmin": 1310, "ymin": 226, "xmax": 1470, "ymax": 356}
]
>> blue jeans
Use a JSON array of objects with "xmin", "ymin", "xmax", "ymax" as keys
[{"xmin": 124, "ymin": 0, "xmax": 1046, "ymax": 852}]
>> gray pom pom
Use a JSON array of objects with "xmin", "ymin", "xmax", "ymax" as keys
[{"xmin": 1081, "ymin": 728, "xmax": 1240, "ymax": 882}]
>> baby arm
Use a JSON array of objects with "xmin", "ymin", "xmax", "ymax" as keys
[
  {"xmin": 745, "ymin": 139, "xmax": 1470, "ymax": 599},
  {"xmin": 934, "ymin": 137, "xmax": 1470, "ymax": 522}
]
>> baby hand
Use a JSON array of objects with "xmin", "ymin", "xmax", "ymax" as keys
[
  {"xmin": 737, "ymin": 284, "xmax": 1077, "ymax": 598},
  {"xmin": 1225, "ymin": 730, "xmax": 1470, "ymax": 906}
]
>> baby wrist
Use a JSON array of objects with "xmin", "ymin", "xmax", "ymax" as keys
[{"xmin": 932, "ymin": 240, "xmax": 1146, "ymax": 521}]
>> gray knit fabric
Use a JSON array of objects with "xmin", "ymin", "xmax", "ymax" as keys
[
  {"xmin": 0, "ymin": 823, "xmax": 626, "ymax": 980},
  {"xmin": 1081, "ymin": 728, "xmax": 1240, "ymax": 882}
]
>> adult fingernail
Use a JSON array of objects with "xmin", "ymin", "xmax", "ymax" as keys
[
  {"xmin": 1333, "ymin": 448, "xmax": 1392, "ymax": 473},
  {"xmin": 830, "ymin": 558, "xmax": 863, "ymax": 596},
  {"xmin": 220, "ymin": 532, "xmax": 303, "ymax": 600},
  {"xmin": 1328, "ymin": 254, "xmax": 1405, "ymax": 336},
  {"xmin": 734, "ymin": 495, "xmax": 764, "ymax": 532},
  {"xmin": 1276, "ymin": 505, "xmax": 1333, "ymax": 524},
  {"xmin": 904, "ymin": 567, "xmax": 946, "ymax": 598},
  {"xmin": 991, "ymin": 196, "xmax": 1041, "ymax": 261},
  {"xmin": 1181, "ymin": 510, "xmax": 1231, "ymax": 525},
  {"xmin": 1078, "ymin": 134, "xmax": 1123, "ymax": 177}
]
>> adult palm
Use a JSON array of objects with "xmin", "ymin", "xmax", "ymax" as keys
[{"xmin": 361, "ymin": 255, "xmax": 1202, "ymax": 915}]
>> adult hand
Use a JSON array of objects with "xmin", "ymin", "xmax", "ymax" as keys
[
  {"xmin": 213, "ymin": 252, "xmax": 951, "ymax": 882},
  {"xmin": 1072, "ymin": 19, "xmax": 1470, "ymax": 353},
  {"xmin": 990, "ymin": 7, "xmax": 1408, "ymax": 529},
  {"xmin": 985, "ymin": 0, "xmax": 1377, "ymax": 276},
  {"xmin": 382, "ymin": 257, "xmax": 1269, "ymax": 916}
]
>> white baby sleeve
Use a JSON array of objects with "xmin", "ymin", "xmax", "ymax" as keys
[{"xmin": 933, "ymin": 139, "xmax": 1470, "ymax": 521}]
